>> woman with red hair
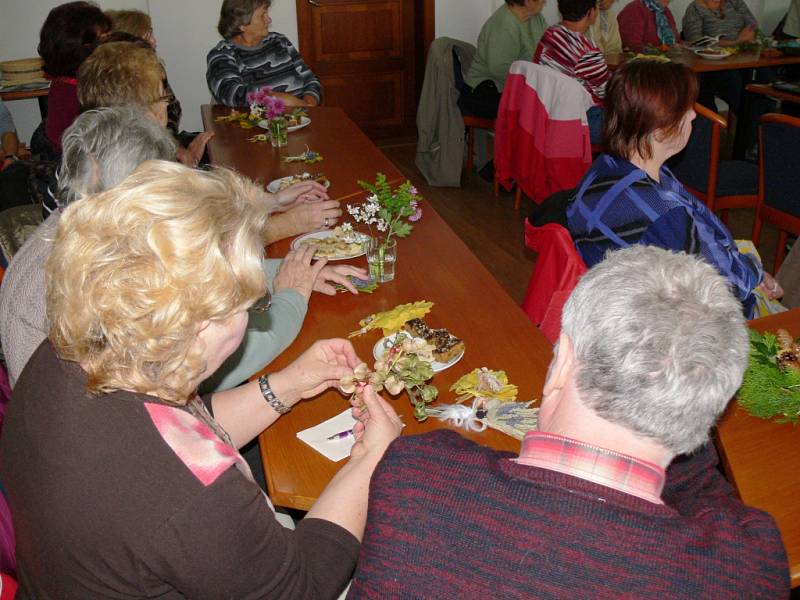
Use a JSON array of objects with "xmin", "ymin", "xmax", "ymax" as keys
[
  {"xmin": 566, "ymin": 59, "xmax": 782, "ymax": 319},
  {"xmin": 37, "ymin": 1, "xmax": 111, "ymax": 156}
]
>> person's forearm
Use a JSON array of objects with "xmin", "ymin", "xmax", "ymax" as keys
[
  {"xmin": 264, "ymin": 211, "xmax": 302, "ymax": 243},
  {"xmin": 2, "ymin": 131, "xmax": 18, "ymax": 158},
  {"xmin": 306, "ymin": 447, "xmax": 386, "ymax": 541}
]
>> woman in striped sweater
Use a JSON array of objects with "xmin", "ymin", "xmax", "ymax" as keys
[
  {"xmin": 207, "ymin": 0, "xmax": 321, "ymax": 108},
  {"xmin": 533, "ymin": 0, "xmax": 611, "ymax": 143}
]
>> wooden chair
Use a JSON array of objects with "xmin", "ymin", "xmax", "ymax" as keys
[
  {"xmin": 670, "ymin": 103, "xmax": 758, "ymax": 224},
  {"xmin": 521, "ymin": 220, "xmax": 587, "ymax": 343},
  {"xmin": 751, "ymin": 113, "xmax": 800, "ymax": 273}
]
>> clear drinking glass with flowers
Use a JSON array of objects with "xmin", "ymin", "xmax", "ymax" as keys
[
  {"xmin": 246, "ymin": 86, "xmax": 288, "ymax": 147},
  {"xmin": 347, "ymin": 173, "xmax": 422, "ymax": 282}
]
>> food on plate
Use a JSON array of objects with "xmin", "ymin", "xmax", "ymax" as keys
[
  {"xmin": 297, "ymin": 226, "xmax": 365, "ymax": 258},
  {"xmin": 285, "ymin": 108, "xmax": 308, "ymax": 127},
  {"xmin": 276, "ymin": 172, "xmax": 330, "ymax": 191},
  {"xmin": 404, "ymin": 318, "xmax": 465, "ymax": 363},
  {"xmin": 776, "ymin": 329, "xmax": 800, "ymax": 371}
]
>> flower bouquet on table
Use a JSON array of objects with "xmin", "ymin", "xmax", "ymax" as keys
[
  {"xmin": 246, "ymin": 87, "xmax": 288, "ymax": 147},
  {"xmin": 347, "ymin": 173, "xmax": 423, "ymax": 283}
]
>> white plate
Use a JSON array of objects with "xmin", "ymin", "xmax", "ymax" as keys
[
  {"xmin": 291, "ymin": 229, "xmax": 368, "ymax": 260},
  {"xmin": 693, "ymin": 49, "xmax": 728, "ymax": 60},
  {"xmin": 372, "ymin": 332, "xmax": 464, "ymax": 373},
  {"xmin": 258, "ymin": 115, "xmax": 311, "ymax": 132},
  {"xmin": 266, "ymin": 174, "xmax": 330, "ymax": 194}
]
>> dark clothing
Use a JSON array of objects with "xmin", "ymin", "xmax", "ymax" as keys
[
  {"xmin": 349, "ymin": 430, "xmax": 789, "ymax": 599},
  {"xmin": 44, "ymin": 79, "xmax": 79, "ymax": 155},
  {"xmin": 0, "ymin": 342, "xmax": 359, "ymax": 599},
  {"xmin": 457, "ymin": 79, "xmax": 501, "ymax": 120},
  {"xmin": 566, "ymin": 154, "xmax": 762, "ymax": 318}
]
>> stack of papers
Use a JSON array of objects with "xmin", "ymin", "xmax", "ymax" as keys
[{"xmin": 296, "ymin": 409, "xmax": 358, "ymax": 462}]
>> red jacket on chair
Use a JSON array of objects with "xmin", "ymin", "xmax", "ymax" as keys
[
  {"xmin": 495, "ymin": 61, "xmax": 593, "ymax": 204},
  {"xmin": 522, "ymin": 220, "xmax": 587, "ymax": 343}
]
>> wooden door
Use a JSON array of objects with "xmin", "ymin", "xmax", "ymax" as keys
[{"xmin": 296, "ymin": 0, "xmax": 433, "ymax": 139}]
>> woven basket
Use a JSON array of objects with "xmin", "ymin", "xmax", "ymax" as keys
[{"xmin": 0, "ymin": 58, "xmax": 45, "ymax": 84}]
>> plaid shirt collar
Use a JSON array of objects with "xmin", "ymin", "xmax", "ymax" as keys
[{"xmin": 516, "ymin": 432, "xmax": 666, "ymax": 504}]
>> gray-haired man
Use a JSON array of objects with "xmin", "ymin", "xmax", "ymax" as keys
[{"xmin": 349, "ymin": 246, "xmax": 789, "ymax": 598}]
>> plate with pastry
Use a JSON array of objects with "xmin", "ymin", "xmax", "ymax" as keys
[
  {"xmin": 258, "ymin": 115, "xmax": 311, "ymax": 132},
  {"xmin": 693, "ymin": 47, "xmax": 730, "ymax": 60},
  {"xmin": 267, "ymin": 172, "xmax": 331, "ymax": 193},
  {"xmin": 372, "ymin": 320, "xmax": 465, "ymax": 373},
  {"xmin": 291, "ymin": 227, "xmax": 369, "ymax": 260}
]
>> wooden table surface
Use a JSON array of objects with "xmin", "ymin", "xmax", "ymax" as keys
[
  {"xmin": 203, "ymin": 103, "xmax": 554, "ymax": 511},
  {"xmin": 607, "ymin": 48, "xmax": 800, "ymax": 73},
  {"xmin": 715, "ymin": 309, "xmax": 800, "ymax": 588},
  {"xmin": 202, "ymin": 105, "xmax": 404, "ymax": 202}
]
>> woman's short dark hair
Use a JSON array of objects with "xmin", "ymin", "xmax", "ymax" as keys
[
  {"xmin": 218, "ymin": 0, "xmax": 270, "ymax": 40},
  {"xmin": 504, "ymin": 0, "xmax": 527, "ymax": 6},
  {"xmin": 557, "ymin": 0, "xmax": 597, "ymax": 21},
  {"xmin": 603, "ymin": 60, "xmax": 699, "ymax": 160},
  {"xmin": 38, "ymin": 2, "xmax": 112, "ymax": 78}
]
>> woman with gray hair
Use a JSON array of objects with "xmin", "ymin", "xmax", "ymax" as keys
[
  {"xmin": 206, "ymin": 0, "xmax": 321, "ymax": 107},
  {"xmin": 0, "ymin": 106, "xmax": 363, "ymax": 390}
]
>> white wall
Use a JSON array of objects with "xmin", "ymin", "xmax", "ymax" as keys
[{"xmin": 0, "ymin": 0, "xmax": 793, "ymax": 142}]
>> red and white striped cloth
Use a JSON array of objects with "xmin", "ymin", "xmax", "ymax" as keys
[
  {"xmin": 495, "ymin": 61, "xmax": 594, "ymax": 203},
  {"xmin": 534, "ymin": 24, "xmax": 610, "ymax": 105}
]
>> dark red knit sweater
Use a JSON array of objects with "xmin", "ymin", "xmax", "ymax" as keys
[{"xmin": 348, "ymin": 430, "xmax": 788, "ymax": 599}]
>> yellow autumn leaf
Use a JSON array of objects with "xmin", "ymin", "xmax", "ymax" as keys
[
  {"xmin": 450, "ymin": 367, "xmax": 518, "ymax": 401},
  {"xmin": 349, "ymin": 301, "xmax": 433, "ymax": 337}
]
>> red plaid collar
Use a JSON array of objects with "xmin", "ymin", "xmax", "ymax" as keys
[{"xmin": 516, "ymin": 432, "xmax": 666, "ymax": 504}]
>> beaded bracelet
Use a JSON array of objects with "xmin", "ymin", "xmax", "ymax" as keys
[{"xmin": 258, "ymin": 374, "xmax": 290, "ymax": 415}]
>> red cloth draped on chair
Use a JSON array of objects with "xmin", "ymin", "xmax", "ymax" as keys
[
  {"xmin": 495, "ymin": 61, "xmax": 593, "ymax": 204},
  {"xmin": 522, "ymin": 220, "xmax": 587, "ymax": 343}
]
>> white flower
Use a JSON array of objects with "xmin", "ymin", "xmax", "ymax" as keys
[{"xmin": 376, "ymin": 219, "xmax": 387, "ymax": 232}]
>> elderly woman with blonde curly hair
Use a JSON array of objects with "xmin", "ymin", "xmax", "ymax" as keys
[{"xmin": 0, "ymin": 160, "xmax": 402, "ymax": 599}]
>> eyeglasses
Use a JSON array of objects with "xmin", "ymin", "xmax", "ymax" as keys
[
  {"xmin": 157, "ymin": 92, "xmax": 175, "ymax": 104},
  {"xmin": 249, "ymin": 290, "xmax": 272, "ymax": 313}
]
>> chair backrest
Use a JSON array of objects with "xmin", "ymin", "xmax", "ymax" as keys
[
  {"xmin": 760, "ymin": 114, "xmax": 800, "ymax": 218},
  {"xmin": 495, "ymin": 61, "xmax": 594, "ymax": 203},
  {"xmin": 521, "ymin": 220, "xmax": 587, "ymax": 343},
  {"xmin": 669, "ymin": 103, "xmax": 725, "ymax": 198}
]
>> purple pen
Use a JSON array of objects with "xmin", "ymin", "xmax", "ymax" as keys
[{"xmin": 326, "ymin": 429, "xmax": 354, "ymax": 441}]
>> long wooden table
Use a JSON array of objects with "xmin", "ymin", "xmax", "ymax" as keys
[
  {"xmin": 716, "ymin": 309, "xmax": 800, "ymax": 588},
  {"xmin": 607, "ymin": 48, "xmax": 800, "ymax": 73},
  {"xmin": 203, "ymin": 105, "xmax": 554, "ymax": 510},
  {"xmin": 202, "ymin": 105, "xmax": 404, "ymax": 202}
]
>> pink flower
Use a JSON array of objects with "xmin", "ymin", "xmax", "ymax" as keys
[
  {"xmin": 409, "ymin": 205, "xmax": 423, "ymax": 222},
  {"xmin": 409, "ymin": 186, "xmax": 418, "ymax": 196}
]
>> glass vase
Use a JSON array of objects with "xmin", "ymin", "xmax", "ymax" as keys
[
  {"xmin": 363, "ymin": 237, "xmax": 397, "ymax": 283},
  {"xmin": 268, "ymin": 116, "xmax": 288, "ymax": 148}
]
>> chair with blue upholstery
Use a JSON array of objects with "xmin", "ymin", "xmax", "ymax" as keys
[
  {"xmin": 670, "ymin": 103, "xmax": 758, "ymax": 224},
  {"xmin": 752, "ymin": 113, "xmax": 800, "ymax": 272}
]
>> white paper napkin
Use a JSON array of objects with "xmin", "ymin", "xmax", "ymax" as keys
[{"xmin": 296, "ymin": 409, "xmax": 358, "ymax": 462}]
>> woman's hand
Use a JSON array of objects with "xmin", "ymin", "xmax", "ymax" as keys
[
  {"xmin": 759, "ymin": 272, "xmax": 784, "ymax": 300},
  {"xmin": 736, "ymin": 26, "xmax": 756, "ymax": 43},
  {"xmin": 268, "ymin": 339, "xmax": 362, "ymax": 406},
  {"xmin": 271, "ymin": 91, "xmax": 306, "ymax": 107},
  {"xmin": 313, "ymin": 265, "xmax": 369, "ymax": 295},
  {"xmin": 176, "ymin": 132, "xmax": 215, "ymax": 167},
  {"xmin": 286, "ymin": 199, "xmax": 343, "ymax": 233},
  {"xmin": 349, "ymin": 384, "xmax": 403, "ymax": 457},
  {"xmin": 272, "ymin": 181, "xmax": 329, "ymax": 210},
  {"xmin": 273, "ymin": 245, "xmax": 327, "ymax": 300}
]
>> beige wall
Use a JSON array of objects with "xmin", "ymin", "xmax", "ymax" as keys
[{"xmin": 0, "ymin": 0, "xmax": 793, "ymax": 141}]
